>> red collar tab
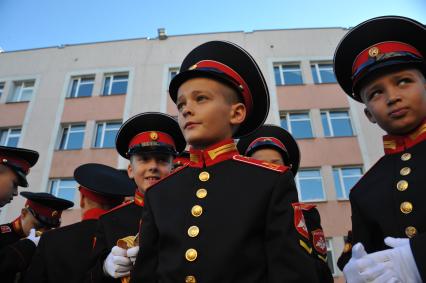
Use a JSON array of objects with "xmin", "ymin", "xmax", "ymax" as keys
[
  {"xmin": 0, "ymin": 155, "xmax": 31, "ymax": 174},
  {"xmin": 12, "ymin": 217, "xmax": 25, "ymax": 237},
  {"xmin": 82, "ymin": 208, "xmax": 107, "ymax": 221},
  {"xmin": 190, "ymin": 60, "xmax": 253, "ymax": 115},
  {"xmin": 189, "ymin": 139, "xmax": 238, "ymax": 168},
  {"xmin": 246, "ymin": 137, "xmax": 288, "ymax": 155},
  {"xmin": 383, "ymin": 121, "xmax": 426, "ymax": 154},
  {"xmin": 173, "ymin": 156, "xmax": 190, "ymax": 167},
  {"xmin": 79, "ymin": 186, "xmax": 123, "ymax": 206},
  {"xmin": 352, "ymin": 41, "xmax": 423, "ymax": 84},
  {"xmin": 26, "ymin": 200, "xmax": 62, "ymax": 220},
  {"xmin": 128, "ymin": 131, "xmax": 176, "ymax": 151},
  {"xmin": 134, "ymin": 190, "xmax": 144, "ymax": 207}
]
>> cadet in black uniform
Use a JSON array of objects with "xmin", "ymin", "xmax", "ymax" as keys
[
  {"xmin": 130, "ymin": 41, "xmax": 319, "ymax": 283},
  {"xmin": 24, "ymin": 163, "xmax": 135, "ymax": 283},
  {"xmin": 0, "ymin": 145, "xmax": 38, "ymax": 208},
  {"xmin": 237, "ymin": 124, "xmax": 333, "ymax": 283},
  {"xmin": 337, "ymin": 230, "xmax": 352, "ymax": 271},
  {"xmin": 334, "ymin": 16, "xmax": 426, "ymax": 282},
  {"xmin": 0, "ymin": 192, "xmax": 73, "ymax": 282},
  {"xmin": 86, "ymin": 112, "xmax": 185, "ymax": 282}
]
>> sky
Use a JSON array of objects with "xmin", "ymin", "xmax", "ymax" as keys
[{"xmin": 0, "ymin": 0, "xmax": 425, "ymax": 52}]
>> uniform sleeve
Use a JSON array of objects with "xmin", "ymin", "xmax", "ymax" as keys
[
  {"xmin": 0, "ymin": 239, "xmax": 36, "ymax": 276},
  {"xmin": 85, "ymin": 219, "xmax": 116, "ymax": 283},
  {"xmin": 265, "ymin": 171, "xmax": 320, "ymax": 283},
  {"xmin": 22, "ymin": 235, "xmax": 48, "ymax": 283},
  {"xmin": 350, "ymin": 196, "xmax": 376, "ymax": 253},
  {"xmin": 410, "ymin": 233, "xmax": 426, "ymax": 281},
  {"xmin": 130, "ymin": 193, "xmax": 158, "ymax": 283}
]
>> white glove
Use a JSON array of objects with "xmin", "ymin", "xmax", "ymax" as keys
[
  {"xmin": 127, "ymin": 246, "xmax": 139, "ymax": 265},
  {"xmin": 366, "ymin": 237, "xmax": 422, "ymax": 283},
  {"xmin": 343, "ymin": 243, "xmax": 401, "ymax": 283},
  {"xmin": 26, "ymin": 228, "xmax": 40, "ymax": 246},
  {"xmin": 103, "ymin": 246, "xmax": 132, "ymax": 278}
]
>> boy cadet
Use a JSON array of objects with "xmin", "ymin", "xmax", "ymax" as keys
[
  {"xmin": 0, "ymin": 145, "xmax": 38, "ymax": 208},
  {"xmin": 0, "ymin": 192, "xmax": 73, "ymax": 282},
  {"xmin": 24, "ymin": 163, "xmax": 135, "ymax": 283},
  {"xmin": 86, "ymin": 112, "xmax": 185, "ymax": 282},
  {"xmin": 334, "ymin": 16, "xmax": 426, "ymax": 282},
  {"xmin": 130, "ymin": 41, "xmax": 319, "ymax": 283},
  {"xmin": 237, "ymin": 124, "xmax": 333, "ymax": 283}
]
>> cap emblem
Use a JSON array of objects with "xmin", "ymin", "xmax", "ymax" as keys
[
  {"xmin": 150, "ymin": 131, "xmax": 158, "ymax": 141},
  {"xmin": 368, "ymin": 46, "xmax": 380, "ymax": 57}
]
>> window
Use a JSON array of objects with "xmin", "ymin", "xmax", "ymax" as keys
[
  {"xmin": 0, "ymin": 128, "xmax": 21, "ymax": 147},
  {"xmin": 94, "ymin": 122, "xmax": 121, "ymax": 148},
  {"xmin": 280, "ymin": 112, "xmax": 313, "ymax": 139},
  {"xmin": 68, "ymin": 76, "xmax": 94, "ymax": 98},
  {"xmin": 58, "ymin": 124, "xmax": 85, "ymax": 150},
  {"xmin": 333, "ymin": 167, "xmax": 363, "ymax": 199},
  {"xmin": 50, "ymin": 179, "xmax": 77, "ymax": 203},
  {"xmin": 326, "ymin": 239, "xmax": 336, "ymax": 275},
  {"xmin": 311, "ymin": 63, "xmax": 337, "ymax": 84},
  {"xmin": 0, "ymin": 82, "xmax": 4, "ymax": 98},
  {"xmin": 274, "ymin": 64, "xmax": 303, "ymax": 85},
  {"xmin": 295, "ymin": 169, "xmax": 325, "ymax": 201},
  {"xmin": 9, "ymin": 80, "xmax": 35, "ymax": 102},
  {"xmin": 321, "ymin": 110, "xmax": 354, "ymax": 137},
  {"xmin": 102, "ymin": 73, "xmax": 128, "ymax": 95},
  {"xmin": 168, "ymin": 68, "xmax": 179, "ymax": 84}
]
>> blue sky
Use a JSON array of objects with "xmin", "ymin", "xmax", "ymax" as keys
[{"xmin": 0, "ymin": 0, "xmax": 425, "ymax": 51}]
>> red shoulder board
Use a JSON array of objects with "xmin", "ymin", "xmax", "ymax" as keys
[
  {"xmin": 232, "ymin": 155, "xmax": 289, "ymax": 173},
  {"xmin": 293, "ymin": 202, "xmax": 317, "ymax": 211},
  {"xmin": 312, "ymin": 229, "xmax": 327, "ymax": 255},
  {"xmin": 104, "ymin": 200, "xmax": 134, "ymax": 215},
  {"xmin": 146, "ymin": 163, "xmax": 189, "ymax": 192},
  {"xmin": 291, "ymin": 203, "xmax": 309, "ymax": 239},
  {"xmin": 1, "ymin": 225, "xmax": 11, "ymax": 234}
]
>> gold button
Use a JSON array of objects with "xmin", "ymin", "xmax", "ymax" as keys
[
  {"xmin": 199, "ymin": 171, "xmax": 210, "ymax": 182},
  {"xmin": 400, "ymin": 167, "xmax": 411, "ymax": 176},
  {"xmin": 401, "ymin": 153, "xmax": 411, "ymax": 161},
  {"xmin": 191, "ymin": 205, "xmax": 203, "ymax": 217},
  {"xmin": 196, "ymin": 188, "xmax": 207, "ymax": 199},
  {"xmin": 188, "ymin": 226, "xmax": 200, "ymax": 237},
  {"xmin": 185, "ymin": 275, "xmax": 197, "ymax": 283},
  {"xmin": 400, "ymin": 202, "xmax": 413, "ymax": 214},
  {"xmin": 396, "ymin": 180, "xmax": 408, "ymax": 191},
  {"xmin": 405, "ymin": 226, "xmax": 417, "ymax": 238},
  {"xmin": 185, "ymin": 248, "xmax": 198, "ymax": 261}
]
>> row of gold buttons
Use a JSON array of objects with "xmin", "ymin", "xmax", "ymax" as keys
[{"xmin": 400, "ymin": 153, "xmax": 417, "ymax": 238}]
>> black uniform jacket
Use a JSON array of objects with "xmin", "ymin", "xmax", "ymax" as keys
[
  {"xmin": 23, "ymin": 208, "xmax": 108, "ymax": 283},
  {"xmin": 0, "ymin": 238, "xmax": 36, "ymax": 283},
  {"xmin": 350, "ymin": 125, "xmax": 426, "ymax": 281},
  {"xmin": 0, "ymin": 218, "xmax": 25, "ymax": 249},
  {"xmin": 86, "ymin": 192, "xmax": 144, "ymax": 283},
  {"xmin": 130, "ymin": 140, "xmax": 319, "ymax": 283}
]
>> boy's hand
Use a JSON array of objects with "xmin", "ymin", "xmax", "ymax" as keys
[
  {"xmin": 343, "ymin": 243, "xmax": 401, "ymax": 283},
  {"xmin": 127, "ymin": 246, "xmax": 139, "ymax": 265},
  {"xmin": 26, "ymin": 228, "xmax": 40, "ymax": 246},
  {"xmin": 103, "ymin": 246, "xmax": 132, "ymax": 278}
]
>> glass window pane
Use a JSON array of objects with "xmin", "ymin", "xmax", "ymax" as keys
[
  {"xmin": 110, "ymin": 81, "xmax": 128, "ymax": 94},
  {"xmin": 95, "ymin": 124, "xmax": 104, "ymax": 147},
  {"xmin": 333, "ymin": 169, "xmax": 344, "ymax": 199},
  {"xmin": 12, "ymin": 85, "xmax": 22, "ymax": 101},
  {"xmin": 59, "ymin": 128, "xmax": 68, "ymax": 149},
  {"xmin": 280, "ymin": 117, "xmax": 288, "ymax": 131},
  {"xmin": 321, "ymin": 113, "xmax": 331, "ymax": 137},
  {"xmin": 274, "ymin": 66, "xmax": 282, "ymax": 85},
  {"xmin": 7, "ymin": 137, "xmax": 19, "ymax": 147},
  {"xmin": 342, "ymin": 168, "xmax": 362, "ymax": 176},
  {"xmin": 20, "ymin": 89, "xmax": 33, "ymax": 101},
  {"xmin": 319, "ymin": 67, "xmax": 336, "ymax": 83},
  {"xmin": 332, "ymin": 119, "xmax": 353, "ymax": 137},
  {"xmin": 57, "ymin": 187, "xmax": 76, "ymax": 202},
  {"xmin": 103, "ymin": 77, "xmax": 111, "ymax": 95},
  {"xmin": 311, "ymin": 65, "xmax": 319, "ymax": 84},
  {"xmin": 102, "ymin": 129, "xmax": 119, "ymax": 148},
  {"xmin": 69, "ymin": 80, "xmax": 78, "ymax": 98},
  {"xmin": 283, "ymin": 70, "xmax": 303, "ymax": 85},
  {"xmin": 327, "ymin": 249, "xmax": 335, "ymax": 274},
  {"xmin": 113, "ymin": 75, "xmax": 128, "ymax": 80},
  {"xmin": 67, "ymin": 132, "xmax": 84, "ymax": 149},
  {"xmin": 77, "ymin": 83, "xmax": 93, "ymax": 97},
  {"xmin": 292, "ymin": 120, "xmax": 313, "ymax": 139},
  {"xmin": 299, "ymin": 178, "xmax": 324, "ymax": 201}
]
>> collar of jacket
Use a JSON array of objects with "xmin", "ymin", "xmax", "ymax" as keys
[
  {"xmin": 383, "ymin": 120, "xmax": 426, "ymax": 154},
  {"xmin": 189, "ymin": 139, "xmax": 239, "ymax": 168},
  {"xmin": 82, "ymin": 208, "xmax": 107, "ymax": 221}
]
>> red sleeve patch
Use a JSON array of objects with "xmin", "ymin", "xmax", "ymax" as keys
[
  {"xmin": 292, "ymin": 203, "xmax": 309, "ymax": 239},
  {"xmin": 145, "ymin": 163, "xmax": 189, "ymax": 192},
  {"xmin": 232, "ymin": 155, "xmax": 289, "ymax": 173},
  {"xmin": 312, "ymin": 229, "xmax": 327, "ymax": 255}
]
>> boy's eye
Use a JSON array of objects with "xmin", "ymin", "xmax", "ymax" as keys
[
  {"xmin": 398, "ymin": 78, "xmax": 412, "ymax": 86},
  {"xmin": 177, "ymin": 102, "xmax": 185, "ymax": 111},
  {"xmin": 368, "ymin": 90, "xmax": 381, "ymax": 101},
  {"xmin": 196, "ymin": 95, "xmax": 207, "ymax": 102}
]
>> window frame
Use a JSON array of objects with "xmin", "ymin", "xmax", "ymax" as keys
[
  {"xmin": 295, "ymin": 168, "xmax": 326, "ymax": 202},
  {"xmin": 321, "ymin": 110, "xmax": 355, "ymax": 137},
  {"xmin": 326, "ymin": 238, "xmax": 337, "ymax": 276},
  {"xmin": 49, "ymin": 178, "xmax": 77, "ymax": 204},
  {"xmin": 333, "ymin": 166, "xmax": 363, "ymax": 200},
  {"xmin": 93, "ymin": 121, "xmax": 121, "ymax": 148},
  {"xmin": 168, "ymin": 68, "xmax": 179, "ymax": 84},
  {"xmin": 67, "ymin": 76, "xmax": 95, "ymax": 98},
  {"xmin": 9, "ymin": 80, "xmax": 35, "ymax": 102},
  {"xmin": 0, "ymin": 82, "xmax": 4, "ymax": 98},
  {"xmin": 274, "ymin": 63, "xmax": 303, "ymax": 86},
  {"xmin": 0, "ymin": 128, "xmax": 21, "ymax": 147},
  {"xmin": 102, "ymin": 73, "xmax": 129, "ymax": 96},
  {"xmin": 310, "ymin": 62, "xmax": 336, "ymax": 84},
  {"xmin": 280, "ymin": 112, "xmax": 314, "ymax": 139},
  {"xmin": 58, "ymin": 124, "xmax": 85, "ymax": 150}
]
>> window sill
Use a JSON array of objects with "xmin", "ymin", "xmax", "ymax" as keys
[
  {"xmin": 299, "ymin": 199, "xmax": 327, "ymax": 203},
  {"xmin": 55, "ymin": 148, "xmax": 83, "ymax": 152},
  {"xmin": 65, "ymin": 96, "xmax": 92, "ymax": 99},
  {"xmin": 91, "ymin": 147, "xmax": 115, "ymax": 149},
  {"xmin": 276, "ymin": 83, "xmax": 306, "ymax": 87},
  {"xmin": 313, "ymin": 82, "xmax": 338, "ymax": 85},
  {"xmin": 100, "ymin": 93, "xmax": 127, "ymax": 96},
  {"xmin": 5, "ymin": 100, "xmax": 30, "ymax": 104},
  {"xmin": 323, "ymin": 135, "xmax": 357, "ymax": 139},
  {"xmin": 337, "ymin": 198, "xmax": 350, "ymax": 202}
]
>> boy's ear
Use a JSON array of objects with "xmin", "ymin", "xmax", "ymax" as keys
[
  {"xmin": 127, "ymin": 163, "xmax": 134, "ymax": 179},
  {"xmin": 230, "ymin": 103, "xmax": 246, "ymax": 126},
  {"xmin": 364, "ymin": 108, "xmax": 376, "ymax": 123}
]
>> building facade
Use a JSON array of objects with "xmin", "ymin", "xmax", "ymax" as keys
[{"xmin": 0, "ymin": 28, "xmax": 386, "ymax": 281}]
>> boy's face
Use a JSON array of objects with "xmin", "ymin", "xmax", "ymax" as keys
[
  {"xmin": 251, "ymin": 148, "xmax": 285, "ymax": 166},
  {"xmin": 127, "ymin": 152, "xmax": 173, "ymax": 192},
  {"xmin": 0, "ymin": 165, "xmax": 19, "ymax": 207},
  {"xmin": 360, "ymin": 68, "xmax": 426, "ymax": 135},
  {"xmin": 20, "ymin": 208, "xmax": 43, "ymax": 236},
  {"xmin": 176, "ymin": 77, "xmax": 246, "ymax": 148}
]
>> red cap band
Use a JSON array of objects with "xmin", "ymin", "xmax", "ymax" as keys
[
  {"xmin": 191, "ymin": 60, "xmax": 253, "ymax": 115},
  {"xmin": 0, "ymin": 155, "xmax": 31, "ymax": 174},
  {"xmin": 26, "ymin": 200, "xmax": 61, "ymax": 220},
  {"xmin": 247, "ymin": 137, "xmax": 287, "ymax": 154},
  {"xmin": 128, "ymin": 131, "xmax": 176, "ymax": 150},
  {"xmin": 352, "ymin": 41, "xmax": 423, "ymax": 76},
  {"xmin": 79, "ymin": 186, "xmax": 123, "ymax": 205}
]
